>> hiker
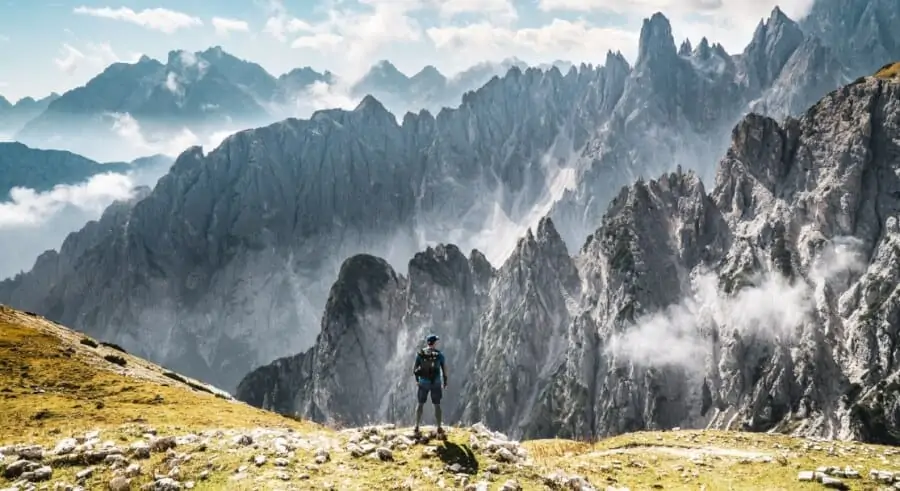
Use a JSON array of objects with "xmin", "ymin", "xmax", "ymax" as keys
[{"xmin": 413, "ymin": 334, "xmax": 448, "ymax": 436}]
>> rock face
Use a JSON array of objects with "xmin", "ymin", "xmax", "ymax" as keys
[
  {"xmin": 800, "ymin": 0, "xmax": 900, "ymax": 76},
  {"xmin": 0, "ymin": 8, "xmax": 892, "ymax": 392},
  {"xmin": 238, "ymin": 75, "xmax": 900, "ymax": 444}
]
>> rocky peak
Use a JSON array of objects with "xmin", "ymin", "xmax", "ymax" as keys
[
  {"xmin": 637, "ymin": 13, "xmax": 677, "ymax": 66},
  {"xmin": 741, "ymin": 6, "xmax": 804, "ymax": 91},
  {"xmin": 678, "ymin": 39, "xmax": 693, "ymax": 57},
  {"xmin": 410, "ymin": 65, "xmax": 446, "ymax": 86},
  {"xmin": 352, "ymin": 94, "xmax": 396, "ymax": 126},
  {"xmin": 694, "ymin": 37, "xmax": 712, "ymax": 60}
]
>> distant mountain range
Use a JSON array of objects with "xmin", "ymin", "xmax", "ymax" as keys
[
  {"xmin": 0, "ymin": 93, "xmax": 60, "ymax": 138},
  {"xmin": 0, "ymin": 141, "xmax": 168, "ymax": 199},
  {"xmin": 4, "ymin": 48, "xmax": 556, "ymax": 162}
]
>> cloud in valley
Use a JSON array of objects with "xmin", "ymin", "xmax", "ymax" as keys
[
  {"xmin": 0, "ymin": 173, "xmax": 136, "ymax": 229},
  {"xmin": 108, "ymin": 113, "xmax": 237, "ymax": 160},
  {"xmin": 606, "ymin": 237, "xmax": 867, "ymax": 371}
]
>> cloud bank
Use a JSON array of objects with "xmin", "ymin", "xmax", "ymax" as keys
[
  {"xmin": 0, "ymin": 173, "xmax": 135, "ymax": 229},
  {"xmin": 607, "ymin": 236, "xmax": 867, "ymax": 370},
  {"xmin": 73, "ymin": 6, "xmax": 203, "ymax": 34}
]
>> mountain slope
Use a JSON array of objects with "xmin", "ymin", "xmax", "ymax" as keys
[
  {"xmin": 0, "ymin": 93, "xmax": 60, "ymax": 137},
  {"xmin": 4, "ymin": 304, "xmax": 900, "ymax": 491},
  {"xmin": 237, "ymin": 71, "xmax": 900, "ymax": 444}
]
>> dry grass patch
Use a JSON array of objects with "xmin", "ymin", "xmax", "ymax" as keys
[
  {"xmin": 0, "ymin": 305, "xmax": 317, "ymax": 445},
  {"xmin": 875, "ymin": 62, "xmax": 900, "ymax": 79}
]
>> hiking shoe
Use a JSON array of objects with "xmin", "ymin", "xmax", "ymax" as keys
[
  {"xmin": 413, "ymin": 427, "xmax": 421, "ymax": 437},
  {"xmin": 436, "ymin": 427, "xmax": 446, "ymax": 438}
]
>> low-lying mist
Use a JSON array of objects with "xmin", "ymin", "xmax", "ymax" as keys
[
  {"xmin": 606, "ymin": 236, "xmax": 867, "ymax": 371},
  {"xmin": 0, "ymin": 157, "xmax": 172, "ymax": 279}
]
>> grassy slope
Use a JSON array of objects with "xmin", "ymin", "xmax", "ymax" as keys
[
  {"xmin": 3, "ymin": 304, "xmax": 900, "ymax": 490},
  {"xmin": 875, "ymin": 62, "xmax": 900, "ymax": 79}
]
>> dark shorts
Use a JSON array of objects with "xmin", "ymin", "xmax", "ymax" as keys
[{"xmin": 417, "ymin": 380, "xmax": 442, "ymax": 404}]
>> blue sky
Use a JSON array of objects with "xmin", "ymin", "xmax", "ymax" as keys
[{"xmin": 0, "ymin": 0, "xmax": 816, "ymax": 102}]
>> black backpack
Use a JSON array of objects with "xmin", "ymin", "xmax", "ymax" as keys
[{"xmin": 414, "ymin": 348, "xmax": 441, "ymax": 381}]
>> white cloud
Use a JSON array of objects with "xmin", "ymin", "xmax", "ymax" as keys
[
  {"xmin": 261, "ymin": 0, "xmax": 315, "ymax": 42},
  {"xmin": 536, "ymin": 0, "xmax": 816, "ymax": 55},
  {"xmin": 164, "ymin": 72, "xmax": 181, "ymax": 95},
  {"xmin": 53, "ymin": 42, "xmax": 129, "ymax": 75},
  {"xmin": 108, "ymin": 112, "xmax": 236, "ymax": 158},
  {"xmin": 606, "ymin": 236, "xmax": 866, "ymax": 371},
  {"xmin": 212, "ymin": 17, "xmax": 250, "ymax": 36},
  {"xmin": 73, "ymin": 6, "xmax": 203, "ymax": 34},
  {"xmin": 277, "ymin": 0, "xmax": 423, "ymax": 81},
  {"xmin": 427, "ymin": 19, "xmax": 638, "ymax": 68},
  {"xmin": 0, "ymin": 173, "xmax": 136, "ymax": 229},
  {"xmin": 436, "ymin": 0, "xmax": 517, "ymax": 24}
]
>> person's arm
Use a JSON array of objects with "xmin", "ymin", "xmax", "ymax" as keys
[
  {"xmin": 441, "ymin": 353, "xmax": 448, "ymax": 387},
  {"xmin": 413, "ymin": 353, "xmax": 421, "ymax": 380}
]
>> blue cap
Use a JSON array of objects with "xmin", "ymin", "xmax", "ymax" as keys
[{"xmin": 426, "ymin": 334, "xmax": 439, "ymax": 343}]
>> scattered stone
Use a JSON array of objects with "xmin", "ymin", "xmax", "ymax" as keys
[
  {"xmin": 499, "ymin": 479, "xmax": 522, "ymax": 491},
  {"xmin": 76, "ymin": 467, "xmax": 94, "ymax": 481},
  {"xmin": 108, "ymin": 476, "xmax": 131, "ymax": 491},
  {"xmin": 495, "ymin": 448, "xmax": 516, "ymax": 463},
  {"xmin": 149, "ymin": 437, "xmax": 176, "ymax": 453},
  {"xmin": 127, "ymin": 442, "xmax": 150, "ymax": 460},
  {"xmin": 124, "ymin": 463, "xmax": 141, "ymax": 478},
  {"xmin": 375, "ymin": 447, "xmax": 393, "ymax": 462},
  {"xmin": 253, "ymin": 455, "xmax": 266, "ymax": 466},
  {"xmin": 20, "ymin": 465, "xmax": 52, "ymax": 482},
  {"xmin": 18, "ymin": 445, "xmax": 43, "ymax": 461},
  {"xmin": 870, "ymin": 469, "xmax": 895, "ymax": 483},
  {"xmin": 232, "ymin": 435, "xmax": 252, "ymax": 446},
  {"xmin": 820, "ymin": 476, "xmax": 848, "ymax": 490},
  {"xmin": 464, "ymin": 482, "xmax": 489, "ymax": 491},
  {"xmin": 141, "ymin": 477, "xmax": 181, "ymax": 491},
  {"xmin": 276, "ymin": 472, "xmax": 291, "ymax": 481},
  {"xmin": 797, "ymin": 471, "xmax": 814, "ymax": 482},
  {"xmin": 104, "ymin": 454, "xmax": 127, "ymax": 467},
  {"xmin": 198, "ymin": 470, "xmax": 209, "ymax": 481},
  {"xmin": 3, "ymin": 459, "xmax": 40, "ymax": 479},
  {"xmin": 183, "ymin": 482, "xmax": 194, "ymax": 489},
  {"xmin": 273, "ymin": 457, "xmax": 289, "ymax": 467},
  {"xmin": 544, "ymin": 470, "xmax": 596, "ymax": 490},
  {"xmin": 53, "ymin": 439, "xmax": 78, "ymax": 456},
  {"xmin": 315, "ymin": 448, "xmax": 330, "ymax": 463}
]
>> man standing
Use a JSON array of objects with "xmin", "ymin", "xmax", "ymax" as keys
[{"xmin": 413, "ymin": 334, "xmax": 448, "ymax": 437}]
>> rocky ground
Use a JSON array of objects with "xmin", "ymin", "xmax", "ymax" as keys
[{"xmin": 5, "ymin": 305, "xmax": 900, "ymax": 490}]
